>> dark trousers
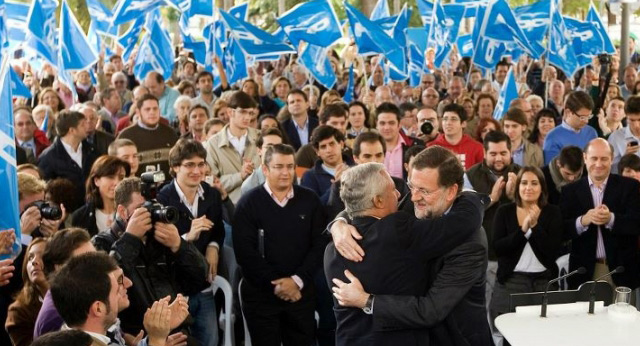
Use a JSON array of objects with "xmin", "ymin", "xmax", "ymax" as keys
[{"xmin": 241, "ymin": 280, "xmax": 316, "ymax": 346}]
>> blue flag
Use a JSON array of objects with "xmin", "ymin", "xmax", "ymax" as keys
[
  {"xmin": 134, "ymin": 20, "xmax": 174, "ymax": 81},
  {"xmin": 586, "ymin": 2, "xmax": 615, "ymax": 55},
  {"xmin": 203, "ymin": 23, "xmax": 222, "ymax": 88},
  {"xmin": 223, "ymin": 38, "xmax": 248, "ymax": 85},
  {"xmin": 416, "ymin": 0, "xmax": 434, "ymax": 26},
  {"xmin": 9, "ymin": 67, "xmax": 31, "ymax": 98},
  {"xmin": 457, "ymin": 34, "xmax": 473, "ymax": 57},
  {"xmin": 549, "ymin": 7, "xmax": 578, "ymax": 78},
  {"xmin": 564, "ymin": 17, "xmax": 605, "ymax": 68},
  {"xmin": 6, "ymin": 1, "xmax": 28, "ymax": 47},
  {"xmin": 188, "ymin": 0, "xmax": 213, "ymax": 17},
  {"xmin": 229, "ymin": 2, "xmax": 248, "ymax": 21},
  {"xmin": 118, "ymin": 15, "xmax": 145, "ymax": 61},
  {"xmin": 25, "ymin": 0, "xmax": 57, "ymax": 64},
  {"xmin": 277, "ymin": 0, "xmax": 342, "ymax": 48},
  {"xmin": 86, "ymin": 0, "xmax": 117, "ymax": 37},
  {"xmin": 111, "ymin": 0, "xmax": 164, "ymax": 26},
  {"xmin": 471, "ymin": 0, "xmax": 537, "ymax": 70},
  {"xmin": 370, "ymin": 0, "xmax": 390, "ymax": 20},
  {"xmin": 0, "ymin": 59, "xmax": 21, "ymax": 260},
  {"xmin": 390, "ymin": 4, "xmax": 411, "ymax": 48},
  {"xmin": 220, "ymin": 10, "xmax": 295, "ymax": 58},
  {"xmin": 407, "ymin": 27, "xmax": 428, "ymax": 87},
  {"xmin": 513, "ymin": 0, "xmax": 550, "ymax": 59},
  {"xmin": 493, "ymin": 67, "xmax": 517, "ymax": 120},
  {"xmin": 60, "ymin": 0, "xmax": 98, "ymax": 70},
  {"xmin": 428, "ymin": 0, "xmax": 464, "ymax": 68},
  {"xmin": 299, "ymin": 43, "xmax": 337, "ymax": 89},
  {"xmin": 344, "ymin": 2, "xmax": 405, "ymax": 73},
  {"xmin": 343, "ymin": 64, "xmax": 355, "ymax": 103},
  {"xmin": 0, "ymin": 0, "xmax": 9, "ymax": 52}
]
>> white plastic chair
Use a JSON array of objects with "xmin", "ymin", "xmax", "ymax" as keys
[
  {"xmin": 238, "ymin": 278, "xmax": 252, "ymax": 346},
  {"xmin": 556, "ymin": 254, "xmax": 571, "ymax": 290},
  {"xmin": 212, "ymin": 276, "xmax": 235, "ymax": 346}
]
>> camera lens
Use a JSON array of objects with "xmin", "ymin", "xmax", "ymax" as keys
[
  {"xmin": 40, "ymin": 204, "xmax": 62, "ymax": 220},
  {"xmin": 157, "ymin": 206, "xmax": 179, "ymax": 224},
  {"xmin": 421, "ymin": 121, "xmax": 434, "ymax": 136}
]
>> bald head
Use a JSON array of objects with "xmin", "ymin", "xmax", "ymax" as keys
[
  {"xmin": 375, "ymin": 86, "xmax": 393, "ymax": 107},
  {"xmin": 584, "ymin": 138, "xmax": 613, "ymax": 183}
]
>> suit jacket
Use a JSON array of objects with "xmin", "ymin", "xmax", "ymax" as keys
[
  {"xmin": 281, "ymin": 116, "xmax": 319, "ymax": 151},
  {"xmin": 522, "ymin": 140, "xmax": 543, "ymax": 168},
  {"xmin": 156, "ymin": 180, "xmax": 225, "ymax": 256},
  {"xmin": 86, "ymin": 130, "xmax": 115, "ymax": 158},
  {"xmin": 559, "ymin": 174, "xmax": 640, "ymax": 289},
  {"xmin": 37, "ymin": 138, "xmax": 97, "ymax": 208},
  {"xmin": 324, "ymin": 192, "xmax": 485, "ymax": 346},
  {"xmin": 371, "ymin": 199, "xmax": 493, "ymax": 346}
]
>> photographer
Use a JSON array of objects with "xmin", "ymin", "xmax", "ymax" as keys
[
  {"xmin": 18, "ymin": 173, "xmax": 66, "ymax": 242},
  {"xmin": 93, "ymin": 177, "xmax": 208, "ymax": 336},
  {"xmin": 416, "ymin": 107, "xmax": 440, "ymax": 144},
  {"xmin": 156, "ymin": 139, "xmax": 225, "ymax": 346}
]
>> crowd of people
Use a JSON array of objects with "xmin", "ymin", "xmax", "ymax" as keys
[{"xmin": 1, "ymin": 34, "xmax": 640, "ymax": 346}]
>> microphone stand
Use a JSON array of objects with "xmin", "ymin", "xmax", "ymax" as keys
[
  {"xmin": 541, "ymin": 267, "xmax": 586, "ymax": 318},
  {"xmin": 588, "ymin": 266, "xmax": 624, "ymax": 314}
]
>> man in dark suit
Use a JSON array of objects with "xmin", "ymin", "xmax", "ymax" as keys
[
  {"xmin": 280, "ymin": 89, "xmax": 318, "ymax": 151},
  {"xmin": 79, "ymin": 103, "xmax": 115, "ymax": 157},
  {"xmin": 156, "ymin": 138, "xmax": 225, "ymax": 346},
  {"xmin": 559, "ymin": 138, "xmax": 640, "ymax": 289},
  {"xmin": 37, "ymin": 110, "xmax": 97, "ymax": 209},
  {"xmin": 328, "ymin": 147, "xmax": 492, "ymax": 346}
]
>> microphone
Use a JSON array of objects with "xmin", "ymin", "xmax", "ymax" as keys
[
  {"xmin": 540, "ymin": 267, "xmax": 586, "ymax": 317},
  {"xmin": 588, "ymin": 266, "xmax": 624, "ymax": 314}
]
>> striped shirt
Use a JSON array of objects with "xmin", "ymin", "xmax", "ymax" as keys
[{"xmin": 574, "ymin": 177, "xmax": 615, "ymax": 259}]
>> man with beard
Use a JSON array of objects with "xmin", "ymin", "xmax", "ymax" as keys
[
  {"xmin": 328, "ymin": 147, "xmax": 492, "ymax": 346},
  {"xmin": 49, "ymin": 252, "xmax": 189, "ymax": 346}
]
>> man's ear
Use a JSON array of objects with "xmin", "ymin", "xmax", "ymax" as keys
[{"xmin": 372, "ymin": 195, "xmax": 384, "ymax": 209}]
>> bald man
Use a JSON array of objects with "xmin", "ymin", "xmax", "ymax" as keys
[{"xmin": 559, "ymin": 138, "xmax": 640, "ymax": 289}]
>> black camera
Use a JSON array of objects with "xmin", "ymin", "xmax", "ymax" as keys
[
  {"xmin": 142, "ymin": 200, "xmax": 179, "ymax": 224},
  {"xmin": 597, "ymin": 54, "xmax": 611, "ymax": 66},
  {"xmin": 31, "ymin": 201, "xmax": 62, "ymax": 221},
  {"xmin": 421, "ymin": 121, "xmax": 435, "ymax": 136},
  {"xmin": 140, "ymin": 171, "xmax": 179, "ymax": 225}
]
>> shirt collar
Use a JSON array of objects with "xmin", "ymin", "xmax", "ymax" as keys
[
  {"xmin": 173, "ymin": 180, "xmax": 204, "ymax": 205},
  {"xmin": 513, "ymin": 142, "xmax": 525, "ymax": 154},
  {"xmin": 61, "ymin": 139, "xmax": 82, "ymax": 153},
  {"xmin": 625, "ymin": 126, "xmax": 640, "ymax": 140},
  {"xmin": 588, "ymin": 175, "xmax": 609, "ymax": 190},
  {"xmin": 263, "ymin": 182, "xmax": 294, "ymax": 201},
  {"xmin": 138, "ymin": 121, "xmax": 159, "ymax": 130},
  {"xmin": 293, "ymin": 117, "xmax": 309, "ymax": 131},
  {"xmin": 61, "ymin": 324, "xmax": 111, "ymax": 345},
  {"xmin": 561, "ymin": 120, "xmax": 580, "ymax": 133},
  {"xmin": 226, "ymin": 127, "xmax": 248, "ymax": 141}
]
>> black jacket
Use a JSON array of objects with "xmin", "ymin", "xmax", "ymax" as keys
[
  {"xmin": 493, "ymin": 203, "xmax": 563, "ymax": 284},
  {"xmin": 37, "ymin": 138, "xmax": 97, "ymax": 210},
  {"xmin": 370, "ymin": 196, "xmax": 493, "ymax": 346},
  {"xmin": 324, "ymin": 193, "xmax": 486, "ymax": 346},
  {"xmin": 70, "ymin": 202, "xmax": 99, "ymax": 237},
  {"xmin": 111, "ymin": 231, "xmax": 209, "ymax": 334},
  {"xmin": 156, "ymin": 181, "xmax": 225, "ymax": 255},
  {"xmin": 559, "ymin": 174, "xmax": 640, "ymax": 289},
  {"xmin": 86, "ymin": 130, "xmax": 115, "ymax": 158},
  {"xmin": 281, "ymin": 116, "xmax": 319, "ymax": 151}
]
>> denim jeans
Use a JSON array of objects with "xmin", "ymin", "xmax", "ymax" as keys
[{"xmin": 189, "ymin": 290, "xmax": 219, "ymax": 346}]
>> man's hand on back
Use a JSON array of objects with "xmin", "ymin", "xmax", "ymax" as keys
[{"xmin": 330, "ymin": 220, "xmax": 365, "ymax": 262}]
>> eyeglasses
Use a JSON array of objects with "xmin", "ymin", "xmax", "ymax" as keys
[
  {"xmin": 407, "ymin": 182, "xmax": 442, "ymax": 198},
  {"xmin": 571, "ymin": 110, "xmax": 593, "ymax": 121},
  {"xmin": 425, "ymin": 94, "xmax": 439, "ymax": 99},
  {"xmin": 235, "ymin": 108, "xmax": 256, "ymax": 118},
  {"xmin": 181, "ymin": 162, "xmax": 207, "ymax": 170}
]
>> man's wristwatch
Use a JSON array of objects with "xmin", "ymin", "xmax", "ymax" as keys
[{"xmin": 362, "ymin": 294, "xmax": 375, "ymax": 315}]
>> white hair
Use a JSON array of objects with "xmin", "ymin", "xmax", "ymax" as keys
[
  {"xmin": 174, "ymin": 95, "xmax": 192, "ymax": 111},
  {"xmin": 340, "ymin": 163, "xmax": 388, "ymax": 218}
]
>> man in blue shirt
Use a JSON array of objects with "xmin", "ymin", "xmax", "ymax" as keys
[
  {"xmin": 543, "ymin": 91, "xmax": 598, "ymax": 165},
  {"xmin": 144, "ymin": 71, "xmax": 180, "ymax": 125}
]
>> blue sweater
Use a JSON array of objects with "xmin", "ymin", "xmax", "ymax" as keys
[{"xmin": 543, "ymin": 124, "xmax": 597, "ymax": 165}]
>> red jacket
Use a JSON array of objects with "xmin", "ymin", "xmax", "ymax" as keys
[{"xmin": 428, "ymin": 134, "xmax": 484, "ymax": 170}]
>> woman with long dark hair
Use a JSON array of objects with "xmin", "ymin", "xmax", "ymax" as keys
[
  {"xmin": 5, "ymin": 238, "xmax": 48, "ymax": 346},
  {"xmin": 490, "ymin": 167, "xmax": 563, "ymax": 336},
  {"xmin": 70, "ymin": 155, "xmax": 130, "ymax": 236}
]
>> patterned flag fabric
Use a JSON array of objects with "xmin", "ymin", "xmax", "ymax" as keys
[
  {"xmin": 277, "ymin": 0, "xmax": 342, "ymax": 48},
  {"xmin": 493, "ymin": 67, "xmax": 518, "ymax": 120}
]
